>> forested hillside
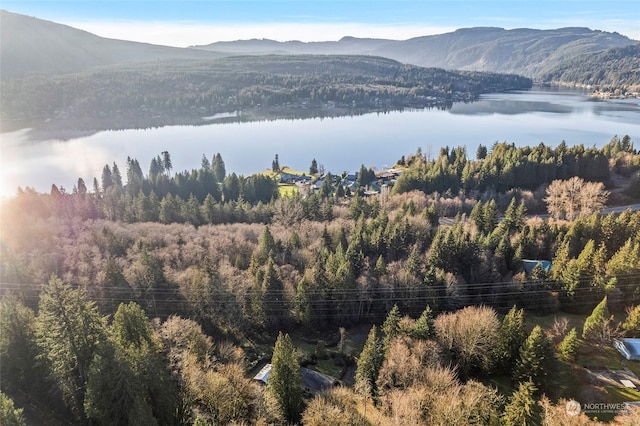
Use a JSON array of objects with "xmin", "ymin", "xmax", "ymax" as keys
[
  {"xmin": 196, "ymin": 27, "xmax": 637, "ymax": 79},
  {"xmin": 3, "ymin": 10, "xmax": 634, "ymax": 84},
  {"xmin": 0, "ymin": 10, "xmax": 225, "ymax": 80},
  {"xmin": 541, "ymin": 44, "xmax": 640, "ymax": 92},
  {"xmin": 0, "ymin": 55, "xmax": 531, "ymax": 134},
  {"xmin": 2, "ymin": 136, "xmax": 640, "ymax": 424}
]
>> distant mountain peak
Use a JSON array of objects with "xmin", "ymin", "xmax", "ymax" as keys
[
  {"xmin": 2, "ymin": 11, "xmax": 636, "ymax": 81},
  {"xmin": 0, "ymin": 10, "xmax": 225, "ymax": 80}
]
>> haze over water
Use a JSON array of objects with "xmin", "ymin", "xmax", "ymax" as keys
[{"xmin": 2, "ymin": 87, "xmax": 639, "ymax": 198}]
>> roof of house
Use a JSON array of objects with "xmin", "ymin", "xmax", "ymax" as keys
[
  {"xmin": 253, "ymin": 363, "xmax": 339, "ymax": 395},
  {"xmin": 614, "ymin": 338, "xmax": 640, "ymax": 361},
  {"xmin": 522, "ymin": 259, "xmax": 552, "ymax": 275}
]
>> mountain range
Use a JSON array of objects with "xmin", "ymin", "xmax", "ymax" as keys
[
  {"xmin": 1, "ymin": 10, "xmax": 638, "ymax": 87},
  {"xmin": 0, "ymin": 10, "xmax": 225, "ymax": 80},
  {"xmin": 194, "ymin": 27, "xmax": 636, "ymax": 79}
]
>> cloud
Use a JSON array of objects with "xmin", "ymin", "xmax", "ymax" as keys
[{"xmin": 65, "ymin": 20, "xmax": 458, "ymax": 46}]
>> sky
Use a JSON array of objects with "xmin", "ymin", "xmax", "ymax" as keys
[{"xmin": 2, "ymin": 0, "xmax": 640, "ymax": 46}]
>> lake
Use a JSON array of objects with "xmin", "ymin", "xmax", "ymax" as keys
[{"xmin": 1, "ymin": 87, "xmax": 639, "ymax": 198}]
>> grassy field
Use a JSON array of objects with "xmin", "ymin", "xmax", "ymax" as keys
[
  {"xmin": 260, "ymin": 166, "xmax": 310, "ymax": 179},
  {"xmin": 278, "ymin": 184, "xmax": 299, "ymax": 197}
]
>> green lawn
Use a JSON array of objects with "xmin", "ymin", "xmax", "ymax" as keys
[
  {"xmin": 278, "ymin": 184, "xmax": 299, "ymax": 197},
  {"xmin": 528, "ymin": 312, "xmax": 588, "ymax": 335},
  {"xmin": 605, "ymin": 386, "xmax": 640, "ymax": 402},
  {"xmin": 576, "ymin": 345, "xmax": 625, "ymax": 370},
  {"xmin": 260, "ymin": 166, "xmax": 310, "ymax": 179}
]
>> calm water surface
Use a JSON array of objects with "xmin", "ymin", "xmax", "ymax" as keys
[{"xmin": 2, "ymin": 88, "xmax": 639, "ymax": 197}]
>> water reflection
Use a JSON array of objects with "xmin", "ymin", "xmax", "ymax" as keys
[
  {"xmin": 1, "ymin": 88, "xmax": 639, "ymax": 198},
  {"xmin": 449, "ymin": 99, "xmax": 573, "ymax": 115}
]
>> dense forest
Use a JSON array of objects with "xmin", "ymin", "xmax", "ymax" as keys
[
  {"xmin": 2, "ymin": 135, "xmax": 640, "ymax": 425},
  {"xmin": 541, "ymin": 44, "xmax": 640, "ymax": 92},
  {"xmin": 0, "ymin": 55, "xmax": 532, "ymax": 133}
]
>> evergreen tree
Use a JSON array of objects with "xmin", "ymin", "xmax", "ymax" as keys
[
  {"xmin": 404, "ymin": 244, "xmax": 423, "ymax": 277},
  {"xmin": 0, "ymin": 392, "xmax": 27, "ymax": 426},
  {"xmin": 161, "ymin": 151, "xmax": 172, "ymax": 175},
  {"xmin": 101, "ymin": 164, "xmax": 113, "ymax": 192},
  {"xmin": 36, "ymin": 277, "xmax": 107, "ymax": 420},
  {"xmin": 76, "ymin": 177, "xmax": 87, "ymax": 197},
  {"xmin": 412, "ymin": 305, "xmax": 433, "ymax": 340},
  {"xmin": 201, "ymin": 153, "xmax": 211, "ymax": 170},
  {"xmin": 374, "ymin": 255, "xmax": 387, "ymax": 278},
  {"xmin": 109, "ymin": 302, "xmax": 177, "ymax": 425},
  {"xmin": 250, "ymin": 226, "xmax": 277, "ymax": 273},
  {"xmin": 100, "ymin": 257, "xmax": 132, "ymax": 314},
  {"xmin": 149, "ymin": 157, "xmax": 163, "ymax": 180},
  {"xmin": 111, "ymin": 162, "xmax": 123, "ymax": 189},
  {"xmin": 268, "ymin": 332, "xmax": 304, "ymax": 424},
  {"xmin": 514, "ymin": 325, "xmax": 555, "ymax": 394},
  {"xmin": 126, "ymin": 157, "xmax": 144, "ymax": 196},
  {"xmin": 262, "ymin": 257, "xmax": 287, "ymax": 326},
  {"xmin": 623, "ymin": 305, "xmax": 640, "ymax": 337},
  {"xmin": 212, "ymin": 153, "xmax": 226, "ymax": 182},
  {"xmin": 146, "ymin": 191, "xmax": 161, "ymax": 222},
  {"xmin": 222, "ymin": 173, "xmax": 241, "ymax": 202},
  {"xmin": 272, "ymin": 154, "xmax": 280, "ymax": 172},
  {"xmin": 357, "ymin": 164, "xmax": 375, "ymax": 187},
  {"xmin": 355, "ymin": 326, "xmax": 383, "ymax": 397},
  {"xmin": 476, "ymin": 144, "xmax": 488, "ymax": 160},
  {"xmin": 84, "ymin": 346, "xmax": 155, "ymax": 425},
  {"xmin": 493, "ymin": 306, "xmax": 527, "ymax": 372},
  {"xmin": 607, "ymin": 237, "xmax": 640, "ymax": 303},
  {"xmin": 183, "ymin": 194, "xmax": 203, "ymax": 226},
  {"xmin": 483, "ymin": 199, "xmax": 498, "ymax": 233},
  {"xmin": 382, "ymin": 304, "xmax": 401, "ymax": 352},
  {"xmin": 582, "ymin": 296, "xmax": 613, "ymax": 344},
  {"xmin": 93, "ymin": 177, "xmax": 101, "ymax": 196},
  {"xmin": 501, "ymin": 380, "xmax": 541, "ymax": 426},
  {"xmin": 159, "ymin": 194, "xmax": 183, "ymax": 224},
  {"xmin": 557, "ymin": 328, "xmax": 580, "ymax": 362},
  {"xmin": 470, "ymin": 201, "xmax": 485, "ymax": 232},
  {"xmin": 309, "ymin": 158, "xmax": 318, "ymax": 175},
  {"xmin": 423, "ymin": 203, "xmax": 439, "ymax": 227},
  {"xmin": 559, "ymin": 239, "xmax": 606, "ymax": 309},
  {"xmin": 0, "ymin": 296, "xmax": 40, "ymax": 392},
  {"xmin": 502, "ymin": 198, "xmax": 525, "ymax": 233},
  {"xmin": 201, "ymin": 193, "xmax": 218, "ymax": 224}
]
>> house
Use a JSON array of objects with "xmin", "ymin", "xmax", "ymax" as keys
[
  {"xmin": 522, "ymin": 259, "xmax": 552, "ymax": 275},
  {"xmin": 279, "ymin": 172, "xmax": 311, "ymax": 184},
  {"xmin": 614, "ymin": 338, "xmax": 640, "ymax": 361},
  {"xmin": 253, "ymin": 363, "xmax": 339, "ymax": 396}
]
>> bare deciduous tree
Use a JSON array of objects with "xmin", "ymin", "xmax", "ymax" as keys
[
  {"xmin": 545, "ymin": 177, "xmax": 609, "ymax": 219},
  {"xmin": 434, "ymin": 305, "xmax": 499, "ymax": 376}
]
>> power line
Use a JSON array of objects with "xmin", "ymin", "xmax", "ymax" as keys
[{"xmin": 2, "ymin": 274, "xmax": 638, "ymax": 320}]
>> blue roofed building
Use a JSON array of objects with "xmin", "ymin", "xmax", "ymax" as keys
[
  {"xmin": 614, "ymin": 338, "xmax": 640, "ymax": 361},
  {"xmin": 522, "ymin": 259, "xmax": 552, "ymax": 275},
  {"xmin": 253, "ymin": 363, "xmax": 339, "ymax": 396}
]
